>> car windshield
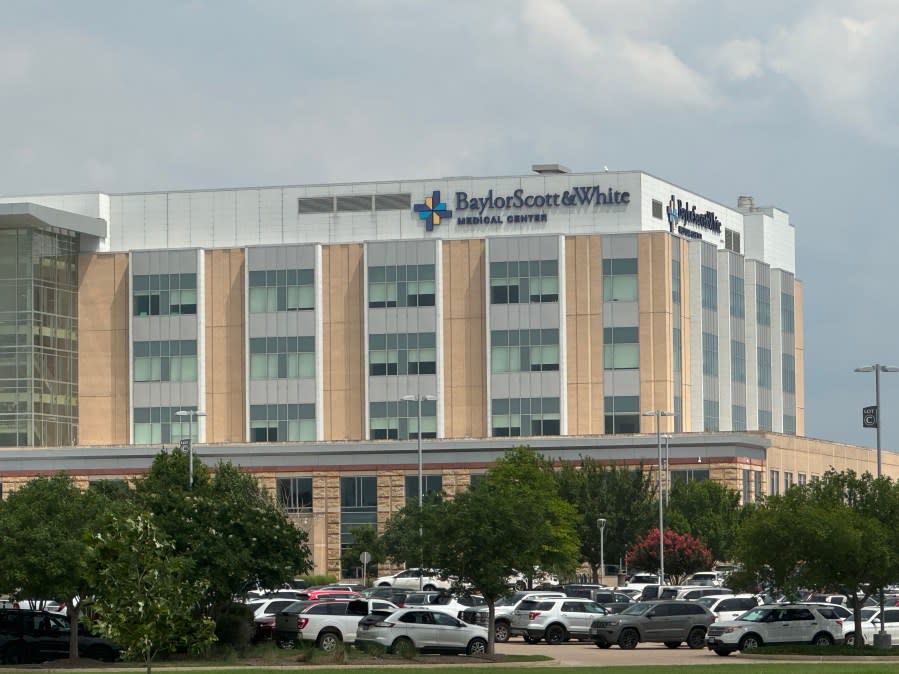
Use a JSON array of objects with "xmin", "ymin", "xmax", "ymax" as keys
[
  {"xmin": 738, "ymin": 608, "xmax": 774, "ymax": 622},
  {"xmin": 631, "ymin": 575, "xmax": 659, "ymax": 584},
  {"xmin": 497, "ymin": 593, "xmax": 527, "ymax": 607},
  {"xmin": 695, "ymin": 597, "xmax": 717, "ymax": 609},
  {"xmin": 861, "ymin": 608, "xmax": 879, "ymax": 621},
  {"xmin": 620, "ymin": 602, "xmax": 654, "ymax": 616}
]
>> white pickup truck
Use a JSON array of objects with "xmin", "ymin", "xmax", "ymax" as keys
[{"xmin": 275, "ymin": 598, "xmax": 398, "ymax": 651}]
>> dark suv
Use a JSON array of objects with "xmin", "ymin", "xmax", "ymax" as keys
[
  {"xmin": 0, "ymin": 609, "xmax": 121, "ymax": 664},
  {"xmin": 590, "ymin": 600, "xmax": 714, "ymax": 650}
]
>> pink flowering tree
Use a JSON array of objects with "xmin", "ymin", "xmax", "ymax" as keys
[{"xmin": 626, "ymin": 528, "xmax": 713, "ymax": 584}]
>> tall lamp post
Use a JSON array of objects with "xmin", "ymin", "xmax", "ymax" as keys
[
  {"xmin": 175, "ymin": 409, "xmax": 206, "ymax": 488},
  {"xmin": 662, "ymin": 434, "xmax": 672, "ymax": 503},
  {"xmin": 401, "ymin": 393, "xmax": 438, "ymax": 590},
  {"xmin": 855, "ymin": 364, "xmax": 898, "ymax": 648},
  {"xmin": 644, "ymin": 410, "xmax": 674, "ymax": 584},
  {"xmin": 596, "ymin": 518, "xmax": 607, "ymax": 585}
]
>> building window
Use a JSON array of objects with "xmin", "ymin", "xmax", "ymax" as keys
[
  {"xmin": 671, "ymin": 469, "xmax": 709, "ymax": 486},
  {"xmin": 732, "ymin": 404, "xmax": 747, "ymax": 431},
  {"xmin": 369, "ymin": 332, "xmax": 436, "ymax": 376},
  {"xmin": 730, "ymin": 275, "xmax": 744, "ymax": 318},
  {"xmin": 782, "ymin": 354, "xmax": 795, "ymax": 393},
  {"xmin": 757, "ymin": 284, "xmax": 771, "ymax": 326},
  {"xmin": 672, "ymin": 259, "xmax": 681, "ymax": 305},
  {"xmin": 340, "ymin": 476, "xmax": 377, "ymax": 577},
  {"xmin": 491, "ymin": 329, "xmax": 560, "ymax": 373},
  {"xmin": 724, "ymin": 228, "xmax": 741, "ymax": 253},
  {"xmin": 742, "ymin": 469, "xmax": 751, "ymax": 504},
  {"xmin": 784, "ymin": 472, "xmax": 793, "ymax": 490},
  {"xmin": 758, "ymin": 347, "xmax": 772, "ymax": 389},
  {"xmin": 783, "ymin": 414, "xmax": 796, "ymax": 435},
  {"xmin": 490, "ymin": 259, "xmax": 559, "ymax": 304},
  {"xmin": 702, "ymin": 332, "xmax": 718, "ymax": 376},
  {"xmin": 133, "ymin": 406, "xmax": 196, "ymax": 444},
  {"xmin": 603, "ymin": 327, "xmax": 639, "ymax": 370},
  {"xmin": 404, "ymin": 475, "xmax": 443, "ymax": 503},
  {"xmin": 701, "ymin": 265, "xmax": 717, "ymax": 310},
  {"xmin": 249, "ymin": 404, "xmax": 315, "ymax": 442},
  {"xmin": 703, "ymin": 400, "xmax": 719, "ymax": 431},
  {"xmin": 652, "ymin": 199, "xmax": 663, "ymax": 219},
  {"xmin": 604, "ymin": 396, "xmax": 640, "ymax": 435},
  {"xmin": 370, "ymin": 398, "xmax": 437, "ymax": 440},
  {"xmin": 133, "ymin": 341, "xmax": 198, "ymax": 382},
  {"xmin": 798, "ymin": 473, "xmax": 807, "ymax": 486},
  {"xmin": 770, "ymin": 469, "xmax": 780, "ymax": 496},
  {"xmin": 249, "ymin": 337, "xmax": 315, "ymax": 380},
  {"xmin": 133, "ymin": 273, "xmax": 197, "ymax": 316},
  {"xmin": 781, "ymin": 292, "xmax": 794, "ymax": 334},
  {"xmin": 759, "ymin": 409, "xmax": 773, "ymax": 431},
  {"xmin": 602, "ymin": 258, "xmax": 638, "ymax": 302},
  {"xmin": 754, "ymin": 471, "xmax": 763, "ymax": 501},
  {"xmin": 673, "ymin": 327, "xmax": 682, "ymax": 373},
  {"xmin": 249, "ymin": 269, "xmax": 314, "ymax": 313},
  {"xmin": 674, "ymin": 396, "xmax": 683, "ymax": 433},
  {"xmin": 491, "ymin": 397, "xmax": 560, "ymax": 437},
  {"xmin": 369, "ymin": 264, "xmax": 436, "ymax": 308},
  {"xmin": 277, "ymin": 477, "xmax": 313, "ymax": 513},
  {"xmin": 731, "ymin": 340, "xmax": 746, "ymax": 383},
  {"xmin": 811, "ymin": 474, "xmax": 820, "ymax": 482}
]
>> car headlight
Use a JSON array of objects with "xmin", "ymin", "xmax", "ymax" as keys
[{"xmin": 722, "ymin": 626, "xmax": 745, "ymax": 634}]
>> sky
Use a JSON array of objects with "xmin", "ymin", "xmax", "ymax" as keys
[{"xmin": 2, "ymin": 0, "xmax": 897, "ymax": 451}]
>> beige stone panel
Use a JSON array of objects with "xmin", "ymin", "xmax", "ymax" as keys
[
  {"xmin": 565, "ymin": 236, "xmax": 603, "ymax": 435},
  {"xmin": 638, "ymin": 234, "xmax": 674, "ymax": 433},
  {"xmin": 78, "ymin": 253, "xmax": 130, "ymax": 445},
  {"xmin": 322, "ymin": 245, "xmax": 365, "ymax": 441},
  {"xmin": 794, "ymin": 280, "xmax": 805, "ymax": 436},
  {"xmin": 443, "ymin": 240, "xmax": 486, "ymax": 439},
  {"xmin": 204, "ymin": 249, "xmax": 246, "ymax": 443},
  {"xmin": 679, "ymin": 239, "xmax": 693, "ymax": 432}
]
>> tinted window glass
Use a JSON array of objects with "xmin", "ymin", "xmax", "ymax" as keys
[{"xmin": 651, "ymin": 603, "xmax": 673, "ymax": 617}]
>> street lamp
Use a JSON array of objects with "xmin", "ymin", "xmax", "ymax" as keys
[
  {"xmin": 175, "ymin": 409, "xmax": 206, "ymax": 488},
  {"xmin": 662, "ymin": 434, "xmax": 672, "ymax": 503},
  {"xmin": 596, "ymin": 518, "xmax": 607, "ymax": 585},
  {"xmin": 855, "ymin": 364, "xmax": 898, "ymax": 647},
  {"xmin": 401, "ymin": 393, "xmax": 438, "ymax": 590},
  {"xmin": 644, "ymin": 410, "xmax": 674, "ymax": 584}
]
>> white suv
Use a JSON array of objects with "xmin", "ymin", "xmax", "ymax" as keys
[
  {"xmin": 459, "ymin": 591, "xmax": 566, "ymax": 642},
  {"xmin": 511, "ymin": 597, "xmax": 609, "ymax": 644},
  {"xmin": 706, "ymin": 604, "xmax": 843, "ymax": 656},
  {"xmin": 373, "ymin": 568, "xmax": 452, "ymax": 592}
]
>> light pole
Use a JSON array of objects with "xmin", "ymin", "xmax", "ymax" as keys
[
  {"xmin": 662, "ymin": 434, "xmax": 672, "ymax": 503},
  {"xmin": 401, "ymin": 393, "xmax": 438, "ymax": 590},
  {"xmin": 855, "ymin": 364, "xmax": 898, "ymax": 647},
  {"xmin": 175, "ymin": 409, "xmax": 206, "ymax": 488},
  {"xmin": 596, "ymin": 518, "xmax": 607, "ymax": 585},
  {"xmin": 644, "ymin": 410, "xmax": 674, "ymax": 584}
]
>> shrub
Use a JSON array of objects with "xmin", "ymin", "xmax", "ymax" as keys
[{"xmin": 214, "ymin": 603, "xmax": 255, "ymax": 650}]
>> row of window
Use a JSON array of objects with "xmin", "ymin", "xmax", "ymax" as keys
[
  {"xmin": 491, "ymin": 329, "xmax": 560, "ymax": 373},
  {"xmin": 250, "ymin": 336, "xmax": 315, "ymax": 380},
  {"xmin": 369, "ymin": 264, "xmax": 436, "ymax": 308},
  {"xmin": 369, "ymin": 332, "xmax": 437, "ymax": 376}
]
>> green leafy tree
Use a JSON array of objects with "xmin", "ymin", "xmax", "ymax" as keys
[
  {"xmin": 0, "ymin": 474, "xmax": 120, "ymax": 658},
  {"xmin": 341, "ymin": 525, "xmax": 385, "ymax": 581},
  {"xmin": 665, "ymin": 479, "xmax": 743, "ymax": 562},
  {"xmin": 626, "ymin": 528, "xmax": 713, "ymax": 584},
  {"xmin": 557, "ymin": 459, "xmax": 656, "ymax": 582},
  {"xmin": 132, "ymin": 450, "xmax": 311, "ymax": 613},
  {"xmin": 85, "ymin": 513, "xmax": 215, "ymax": 674}
]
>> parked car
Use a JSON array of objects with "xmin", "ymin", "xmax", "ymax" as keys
[
  {"xmin": 251, "ymin": 598, "xmax": 302, "ymax": 619},
  {"xmin": 590, "ymin": 590, "xmax": 637, "ymax": 614},
  {"xmin": 685, "ymin": 571, "xmax": 725, "ymax": 587},
  {"xmin": 459, "ymin": 591, "xmax": 566, "ymax": 642},
  {"xmin": 675, "ymin": 586, "xmax": 733, "ymax": 601},
  {"xmin": 511, "ymin": 596, "xmax": 609, "ymax": 644},
  {"xmin": 843, "ymin": 606, "xmax": 899, "ymax": 646},
  {"xmin": 705, "ymin": 604, "xmax": 843, "ymax": 656},
  {"xmin": 625, "ymin": 574, "xmax": 661, "ymax": 594},
  {"xmin": 562, "ymin": 584, "xmax": 609, "ymax": 599},
  {"xmin": 640, "ymin": 585, "xmax": 681, "ymax": 601},
  {"xmin": 292, "ymin": 590, "xmax": 361, "ymax": 602},
  {"xmin": 801, "ymin": 602, "xmax": 852, "ymax": 620},
  {"xmin": 355, "ymin": 607, "xmax": 488, "ymax": 655},
  {"xmin": 590, "ymin": 600, "xmax": 714, "ymax": 650},
  {"xmin": 359, "ymin": 586, "xmax": 411, "ymax": 604},
  {"xmin": 695, "ymin": 594, "xmax": 762, "ymax": 621},
  {"xmin": 275, "ymin": 598, "xmax": 399, "ymax": 651},
  {"xmin": 0, "ymin": 609, "xmax": 121, "ymax": 664},
  {"xmin": 507, "ymin": 568, "xmax": 560, "ymax": 591},
  {"xmin": 402, "ymin": 592, "xmax": 486, "ymax": 618},
  {"xmin": 374, "ymin": 568, "xmax": 452, "ymax": 592}
]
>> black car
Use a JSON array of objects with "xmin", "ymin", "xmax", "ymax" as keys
[{"xmin": 0, "ymin": 609, "xmax": 120, "ymax": 664}]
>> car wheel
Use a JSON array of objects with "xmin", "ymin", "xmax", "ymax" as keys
[
  {"xmin": 392, "ymin": 636, "xmax": 416, "ymax": 658},
  {"xmin": 377, "ymin": 582, "xmax": 391, "ymax": 587},
  {"xmin": 713, "ymin": 648, "xmax": 732, "ymax": 657},
  {"xmin": 812, "ymin": 632, "xmax": 834, "ymax": 647},
  {"xmin": 739, "ymin": 633, "xmax": 762, "ymax": 651},
  {"xmin": 494, "ymin": 622, "xmax": 510, "ymax": 643},
  {"xmin": 467, "ymin": 637, "xmax": 487, "ymax": 656},
  {"xmin": 687, "ymin": 627, "xmax": 706, "ymax": 649},
  {"xmin": 595, "ymin": 641, "xmax": 612, "ymax": 649},
  {"xmin": 515, "ymin": 581, "xmax": 527, "ymax": 591},
  {"xmin": 845, "ymin": 632, "xmax": 862, "ymax": 647},
  {"xmin": 422, "ymin": 584, "xmax": 436, "ymax": 592},
  {"xmin": 84, "ymin": 646, "xmax": 116, "ymax": 662},
  {"xmin": 317, "ymin": 631, "xmax": 341, "ymax": 652},
  {"xmin": 523, "ymin": 634, "xmax": 541, "ymax": 644},
  {"xmin": 664, "ymin": 641, "xmax": 681, "ymax": 649},
  {"xmin": 617, "ymin": 628, "xmax": 639, "ymax": 650},
  {"xmin": 545, "ymin": 624, "xmax": 566, "ymax": 645}
]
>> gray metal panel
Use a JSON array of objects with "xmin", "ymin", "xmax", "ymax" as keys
[
  {"xmin": 490, "ymin": 371, "xmax": 561, "ymax": 398},
  {"xmin": 0, "ymin": 202, "xmax": 106, "ymax": 237},
  {"xmin": 602, "ymin": 235, "xmax": 638, "ymax": 258},
  {"xmin": 602, "ymin": 301, "xmax": 638, "ymax": 327},
  {"xmin": 132, "ymin": 382, "xmax": 199, "ymax": 408},
  {"xmin": 368, "ymin": 374, "xmax": 439, "ymax": 401},
  {"xmin": 602, "ymin": 369, "xmax": 640, "ymax": 396},
  {"xmin": 247, "ymin": 312, "xmax": 316, "ymax": 338},
  {"xmin": 248, "ymin": 379, "xmax": 317, "ymax": 405},
  {"xmin": 367, "ymin": 307, "xmax": 437, "ymax": 334},
  {"xmin": 489, "ymin": 302, "xmax": 559, "ymax": 329},
  {"xmin": 488, "ymin": 235, "xmax": 559, "ymax": 262}
]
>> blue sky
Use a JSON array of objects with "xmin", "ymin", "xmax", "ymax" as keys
[{"xmin": 3, "ymin": 0, "xmax": 897, "ymax": 450}]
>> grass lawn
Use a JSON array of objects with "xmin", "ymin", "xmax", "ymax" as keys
[{"xmin": 83, "ymin": 667, "xmax": 899, "ymax": 674}]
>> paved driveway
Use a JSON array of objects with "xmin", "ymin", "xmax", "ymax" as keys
[{"xmin": 496, "ymin": 640, "xmax": 758, "ymax": 667}]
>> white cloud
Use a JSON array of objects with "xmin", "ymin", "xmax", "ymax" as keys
[{"xmin": 705, "ymin": 39, "xmax": 764, "ymax": 81}]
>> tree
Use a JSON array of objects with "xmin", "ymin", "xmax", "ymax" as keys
[
  {"xmin": 626, "ymin": 528, "xmax": 712, "ymax": 584},
  {"xmin": 132, "ymin": 450, "xmax": 311, "ymax": 613},
  {"xmin": 0, "ymin": 474, "xmax": 119, "ymax": 658},
  {"xmin": 557, "ymin": 459, "xmax": 656, "ymax": 582},
  {"xmin": 340, "ymin": 525, "xmax": 385, "ymax": 581},
  {"xmin": 665, "ymin": 479, "xmax": 744, "ymax": 562},
  {"xmin": 85, "ymin": 513, "xmax": 216, "ymax": 674}
]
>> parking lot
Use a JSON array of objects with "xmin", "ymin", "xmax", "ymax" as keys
[{"xmin": 496, "ymin": 640, "xmax": 760, "ymax": 667}]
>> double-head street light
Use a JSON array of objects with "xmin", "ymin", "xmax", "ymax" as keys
[
  {"xmin": 401, "ymin": 393, "xmax": 438, "ymax": 590},
  {"xmin": 643, "ymin": 410, "xmax": 675, "ymax": 584},
  {"xmin": 596, "ymin": 518, "xmax": 607, "ymax": 584},
  {"xmin": 855, "ymin": 364, "xmax": 898, "ymax": 646},
  {"xmin": 175, "ymin": 409, "xmax": 206, "ymax": 488}
]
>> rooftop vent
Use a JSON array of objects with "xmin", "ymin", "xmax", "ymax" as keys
[
  {"xmin": 737, "ymin": 195, "xmax": 755, "ymax": 210},
  {"xmin": 532, "ymin": 163, "xmax": 571, "ymax": 175}
]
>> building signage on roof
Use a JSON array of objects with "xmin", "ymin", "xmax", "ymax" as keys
[
  {"xmin": 450, "ymin": 185, "xmax": 629, "ymax": 226},
  {"xmin": 666, "ymin": 194, "xmax": 722, "ymax": 240}
]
